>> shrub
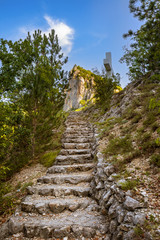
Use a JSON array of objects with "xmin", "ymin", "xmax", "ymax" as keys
[
  {"xmin": 40, "ymin": 150, "xmax": 60, "ymax": 167},
  {"xmin": 150, "ymin": 154, "xmax": 160, "ymax": 167},
  {"xmin": 21, "ymin": 181, "xmax": 33, "ymax": 192},
  {"xmin": 104, "ymin": 135, "xmax": 133, "ymax": 156},
  {"xmin": 131, "ymin": 113, "xmax": 142, "ymax": 124},
  {"xmin": 119, "ymin": 179, "xmax": 139, "ymax": 190},
  {"xmin": 143, "ymin": 112, "xmax": 156, "ymax": 127}
]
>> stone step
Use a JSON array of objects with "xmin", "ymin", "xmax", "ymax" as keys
[
  {"xmin": 21, "ymin": 196, "xmax": 97, "ymax": 214},
  {"xmin": 37, "ymin": 172, "xmax": 93, "ymax": 185},
  {"xmin": 62, "ymin": 137, "xmax": 94, "ymax": 144},
  {"xmin": 63, "ymin": 133, "xmax": 94, "ymax": 139},
  {"xmin": 65, "ymin": 129, "xmax": 93, "ymax": 133},
  {"xmin": 8, "ymin": 210, "xmax": 107, "ymax": 238},
  {"xmin": 65, "ymin": 125, "xmax": 91, "ymax": 129},
  {"xmin": 27, "ymin": 184, "xmax": 91, "ymax": 197},
  {"xmin": 47, "ymin": 163, "xmax": 95, "ymax": 174},
  {"xmin": 65, "ymin": 122, "xmax": 90, "ymax": 126},
  {"xmin": 62, "ymin": 143, "xmax": 91, "ymax": 149},
  {"xmin": 55, "ymin": 154, "xmax": 93, "ymax": 165},
  {"xmin": 66, "ymin": 127, "xmax": 92, "ymax": 131},
  {"xmin": 60, "ymin": 149, "xmax": 91, "ymax": 155}
]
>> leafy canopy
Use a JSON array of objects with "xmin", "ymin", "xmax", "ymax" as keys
[{"xmin": 120, "ymin": 0, "xmax": 160, "ymax": 82}]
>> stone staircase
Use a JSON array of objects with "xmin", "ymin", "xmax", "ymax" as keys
[{"xmin": 4, "ymin": 112, "xmax": 107, "ymax": 239}]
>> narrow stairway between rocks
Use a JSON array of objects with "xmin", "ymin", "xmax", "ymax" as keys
[{"xmin": 6, "ymin": 112, "xmax": 107, "ymax": 239}]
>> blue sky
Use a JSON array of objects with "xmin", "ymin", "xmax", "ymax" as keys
[{"xmin": 0, "ymin": 0, "xmax": 142, "ymax": 87}]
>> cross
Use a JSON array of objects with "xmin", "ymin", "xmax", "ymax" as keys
[{"xmin": 103, "ymin": 52, "xmax": 114, "ymax": 78}]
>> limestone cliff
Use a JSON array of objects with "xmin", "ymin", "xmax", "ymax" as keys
[{"xmin": 63, "ymin": 66, "xmax": 95, "ymax": 111}]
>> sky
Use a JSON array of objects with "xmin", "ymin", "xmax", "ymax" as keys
[{"xmin": 0, "ymin": 0, "xmax": 142, "ymax": 88}]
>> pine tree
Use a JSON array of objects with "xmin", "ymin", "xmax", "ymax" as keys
[
  {"xmin": 0, "ymin": 29, "xmax": 68, "ymax": 160},
  {"xmin": 120, "ymin": 0, "xmax": 160, "ymax": 82}
]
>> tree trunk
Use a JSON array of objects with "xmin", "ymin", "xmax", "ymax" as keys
[{"xmin": 32, "ymin": 100, "xmax": 38, "ymax": 158}]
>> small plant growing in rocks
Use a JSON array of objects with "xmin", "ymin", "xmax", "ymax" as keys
[
  {"xmin": 150, "ymin": 154, "xmax": 160, "ymax": 167},
  {"xmin": 104, "ymin": 135, "xmax": 133, "ymax": 156}
]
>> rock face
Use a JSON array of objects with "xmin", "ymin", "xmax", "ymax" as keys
[
  {"xmin": 1, "ymin": 112, "xmax": 107, "ymax": 240},
  {"xmin": 63, "ymin": 66, "xmax": 95, "ymax": 111}
]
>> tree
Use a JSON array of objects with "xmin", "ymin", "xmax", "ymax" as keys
[
  {"xmin": 120, "ymin": 0, "xmax": 160, "ymax": 82},
  {"xmin": 0, "ymin": 29, "xmax": 68, "ymax": 160},
  {"xmin": 93, "ymin": 68, "xmax": 120, "ymax": 110}
]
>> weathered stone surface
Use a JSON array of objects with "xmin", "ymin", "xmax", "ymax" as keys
[
  {"xmin": 0, "ymin": 222, "xmax": 9, "ymax": 239},
  {"xmin": 8, "ymin": 218, "xmax": 24, "ymax": 234},
  {"xmin": 116, "ymin": 206, "xmax": 125, "ymax": 223},
  {"xmin": 103, "ymin": 190, "xmax": 112, "ymax": 202},
  {"xmin": 124, "ymin": 196, "xmax": 141, "ymax": 211},
  {"xmin": 104, "ymin": 165, "xmax": 115, "ymax": 176},
  {"xmin": 105, "ymin": 195, "xmax": 114, "ymax": 208},
  {"xmin": 47, "ymin": 163, "xmax": 95, "ymax": 174},
  {"xmin": 124, "ymin": 212, "xmax": 134, "ymax": 223},
  {"xmin": 123, "ymin": 229, "xmax": 135, "ymax": 240},
  {"xmin": 63, "ymin": 66, "xmax": 95, "ymax": 111},
  {"xmin": 133, "ymin": 213, "xmax": 146, "ymax": 225},
  {"xmin": 62, "ymin": 142, "xmax": 90, "ymax": 149},
  {"xmin": 35, "ymin": 202, "xmax": 46, "ymax": 214},
  {"xmin": 38, "ymin": 172, "xmax": 93, "ymax": 185},
  {"xmin": 109, "ymin": 220, "xmax": 117, "ymax": 234},
  {"xmin": 108, "ymin": 202, "xmax": 119, "ymax": 219},
  {"xmin": 60, "ymin": 148, "xmax": 91, "ymax": 155},
  {"xmin": 83, "ymin": 227, "xmax": 96, "ymax": 238},
  {"xmin": 53, "ymin": 226, "xmax": 71, "ymax": 238}
]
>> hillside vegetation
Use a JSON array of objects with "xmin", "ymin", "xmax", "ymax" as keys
[
  {"xmin": 0, "ymin": 29, "xmax": 69, "ymax": 219},
  {"xmin": 83, "ymin": 80, "xmax": 160, "ymax": 239}
]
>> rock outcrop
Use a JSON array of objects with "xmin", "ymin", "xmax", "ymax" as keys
[{"xmin": 63, "ymin": 66, "xmax": 95, "ymax": 111}]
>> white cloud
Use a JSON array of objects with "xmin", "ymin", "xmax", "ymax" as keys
[{"xmin": 19, "ymin": 15, "xmax": 75, "ymax": 55}]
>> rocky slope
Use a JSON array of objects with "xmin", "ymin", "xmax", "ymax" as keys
[{"xmin": 84, "ymin": 80, "xmax": 160, "ymax": 239}]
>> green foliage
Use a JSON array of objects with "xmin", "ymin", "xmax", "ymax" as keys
[
  {"xmin": 104, "ymin": 135, "xmax": 133, "ymax": 156},
  {"xmin": 150, "ymin": 154, "xmax": 160, "ymax": 167},
  {"xmin": 76, "ymin": 66, "xmax": 96, "ymax": 82},
  {"xmin": 131, "ymin": 113, "xmax": 142, "ymax": 124},
  {"xmin": 21, "ymin": 181, "xmax": 33, "ymax": 192},
  {"xmin": 119, "ymin": 179, "xmax": 139, "ymax": 190},
  {"xmin": 134, "ymin": 226, "xmax": 144, "ymax": 237},
  {"xmin": 149, "ymin": 98, "xmax": 160, "ymax": 113},
  {"xmin": 94, "ymin": 72, "xmax": 120, "ymax": 109},
  {"xmin": 0, "ymin": 182, "xmax": 14, "ymax": 215},
  {"xmin": 0, "ymin": 29, "xmax": 68, "ymax": 182},
  {"xmin": 120, "ymin": 0, "xmax": 160, "ymax": 82},
  {"xmin": 143, "ymin": 113, "xmax": 156, "ymax": 127},
  {"xmin": 40, "ymin": 150, "xmax": 60, "ymax": 167}
]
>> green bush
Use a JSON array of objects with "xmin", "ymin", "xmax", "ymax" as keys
[
  {"xmin": 21, "ymin": 182, "xmax": 33, "ymax": 192},
  {"xmin": 104, "ymin": 135, "xmax": 133, "ymax": 156},
  {"xmin": 40, "ymin": 150, "xmax": 60, "ymax": 167},
  {"xmin": 119, "ymin": 179, "xmax": 139, "ymax": 190},
  {"xmin": 150, "ymin": 154, "xmax": 160, "ymax": 167},
  {"xmin": 131, "ymin": 113, "xmax": 142, "ymax": 124},
  {"xmin": 143, "ymin": 112, "xmax": 156, "ymax": 127}
]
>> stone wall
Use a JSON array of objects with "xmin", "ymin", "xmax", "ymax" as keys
[{"xmin": 90, "ymin": 131, "xmax": 150, "ymax": 240}]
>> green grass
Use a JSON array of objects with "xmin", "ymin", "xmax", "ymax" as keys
[
  {"xmin": 134, "ymin": 226, "xmax": 144, "ymax": 237},
  {"xmin": 21, "ymin": 181, "xmax": 33, "ymax": 192},
  {"xmin": 40, "ymin": 150, "xmax": 60, "ymax": 167},
  {"xmin": 150, "ymin": 154, "xmax": 160, "ymax": 167},
  {"xmin": 119, "ymin": 179, "xmax": 139, "ymax": 190},
  {"xmin": 104, "ymin": 135, "xmax": 133, "ymax": 156}
]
